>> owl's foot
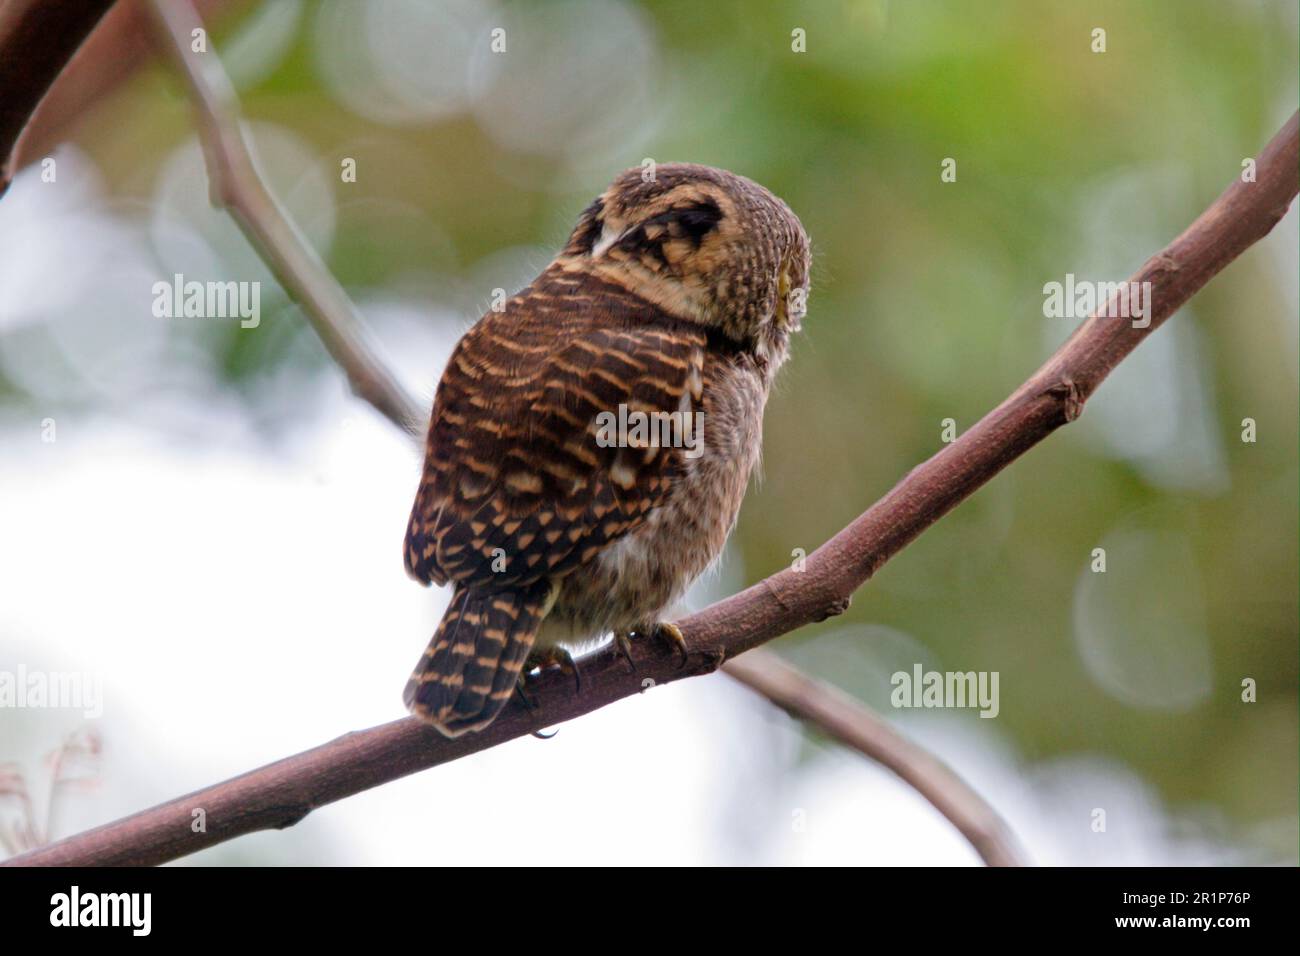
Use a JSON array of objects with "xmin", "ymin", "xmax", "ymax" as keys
[
  {"xmin": 618, "ymin": 621, "xmax": 689, "ymax": 670},
  {"xmin": 513, "ymin": 674, "xmax": 539, "ymax": 711},
  {"xmin": 517, "ymin": 650, "xmax": 576, "ymax": 739},
  {"xmin": 652, "ymin": 621, "xmax": 690, "ymax": 668},
  {"xmin": 614, "ymin": 630, "xmax": 637, "ymax": 673},
  {"xmin": 524, "ymin": 645, "xmax": 583, "ymax": 695},
  {"xmin": 516, "ymin": 684, "xmax": 558, "ymax": 739}
]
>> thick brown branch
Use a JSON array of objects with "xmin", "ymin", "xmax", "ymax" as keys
[
  {"xmin": 7, "ymin": 109, "xmax": 1295, "ymax": 867},
  {"xmin": 0, "ymin": 0, "xmax": 117, "ymax": 197}
]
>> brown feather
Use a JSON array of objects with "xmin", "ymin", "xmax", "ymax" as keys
[{"xmin": 404, "ymin": 268, "xmax": 705, "ymax": 591}]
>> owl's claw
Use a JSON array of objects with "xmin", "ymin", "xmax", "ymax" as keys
[
  {"xmin": 652, "ymin": 621, "xmax": 689, "ymax": 668},
  {"xmin": 614, "ymin": 630, "xmax": 637, "ymax": 673},
  {"xmin": 516, "ymin": 666, "xmax": 562, "ymax": 740},
  {"xmin": 524, "ymin": 645, "xmax": 583, "ymax": 696},
  {"xmin": 514, "ymin": 674, "xmax": 539, "ymax": 712},
  {"xmin": 624, "ymin": 621, "xmax": 688, "ymax": 669}
]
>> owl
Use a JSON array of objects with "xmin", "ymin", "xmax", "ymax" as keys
[{"xmin": 403, "ymin": 162, "xmax": 810, "ymax": 737}]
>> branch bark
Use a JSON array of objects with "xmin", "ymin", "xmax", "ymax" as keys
[
  {"xmin": 7, "ymin": 104, "xmax": 1294, "ymax": 866},
  {"xmin": 0, "ymin": 0, "xmax": 117, "ymax": 197}
]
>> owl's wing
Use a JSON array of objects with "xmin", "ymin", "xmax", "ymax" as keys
[{"xmin": 404, "ymin": 277, "xmax": 707, "ymax": 590}]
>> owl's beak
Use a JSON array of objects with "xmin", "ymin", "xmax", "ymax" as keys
[{"xmin": 776, "ymin": 272, "xmax": 806, "ymax": 332}]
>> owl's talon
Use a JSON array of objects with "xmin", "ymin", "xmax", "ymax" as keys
[
  {"xmin": 614, "ymin": 630, "xmax": 637, "ymax": 673},
  {"xmin": 525, "ymin": 646, "xmax": 583, "ymax": 696},
  {"xmin": 517, "ymin": 668, "xmax": 560, "ymax": 737},
  {"xmin": 514, "ymin": 674, "xmax": 539, "ymax": 712},
  {"xmin": 647, "ymin": 621, "xmax": 689, "ymax": 668},
  {"xmin": 561, "ymin": 647, "xmax": 583, "ymax": 695}
]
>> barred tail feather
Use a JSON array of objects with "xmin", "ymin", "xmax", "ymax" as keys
[{"xmin": 403, "ymin": 581, "xmax": 551, "ymax": 737}]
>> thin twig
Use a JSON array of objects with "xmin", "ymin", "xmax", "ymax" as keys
[
  {"xmin": 136, "ymin": 0, "xmax": 1028, "ymax": 866},
  {"xmin": 722, "ymin": 651, "xmax": 1025, "ymax": 867},
  {"xmin": 143, "ymin": 0, "xmax": 423, "ymax": 435}
]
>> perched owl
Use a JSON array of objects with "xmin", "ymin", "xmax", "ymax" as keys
[{"xmin": 403, "ymin": 163, "xmax": 810, "ymax": 737}]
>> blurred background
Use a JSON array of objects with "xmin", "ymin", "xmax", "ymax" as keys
[{"xmin": 0, "ymin": 0, "xmax": 1296, "ymax": 865}]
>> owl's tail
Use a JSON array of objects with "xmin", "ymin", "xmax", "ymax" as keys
[{"xmin": 403, "ymin": 581, "xmax": 553, "ymax": 737}]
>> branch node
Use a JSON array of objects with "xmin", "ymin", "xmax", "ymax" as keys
[
  {"xmin": 271, "ymin": 807, "xmax": 312, "ymax": 830},
  {"xmin": 814, "ymin": 595, "xmax": 852, "ymax": 622},
  {"xmin": 1045, "ymin": 377, "xmax": 1084, "ymax": 423},
  {"xmin": 762, "ymin": 574, "xmax": 794, "ymax": 612},
  {"xmin": 1150, "ymin": 252, "xmax": 1181, "ymax": 275}
]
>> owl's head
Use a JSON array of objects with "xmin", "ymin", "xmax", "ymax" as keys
[{"xmin": 560, "ymin": 163, "xmax": 811, "ymax": 357}]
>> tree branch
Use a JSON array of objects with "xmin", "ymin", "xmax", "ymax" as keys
[
  {"xmin": 7, "ymin": 103, "xmax": 1293, "ymax": 866},
  {"xmin": 722, "ymin": 651, "xmax": 1025, "ymax": 867},
  {"xmin": 0, "ymin": 0, "xmax": 117, "ymax": 198},
  {"xmin": 142, "ymin": 0, "xmax": 423, "ymax": 435}
]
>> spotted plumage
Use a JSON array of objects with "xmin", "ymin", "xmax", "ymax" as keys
[{"xmin": 404, "ymin": 163, "xmax": 810, "ymax": 736}]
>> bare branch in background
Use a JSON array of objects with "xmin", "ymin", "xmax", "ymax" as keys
[
  {"xmin": 0, "ymin": 0, "xmax": 117, "ymax": 197},
  {"xmin": 143, "ymin": 0, "xmax": 423, "ymax": 436},
  {"xmin": 722, "ymin": 651, "xmax": 1024, "ymax": 867}
]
